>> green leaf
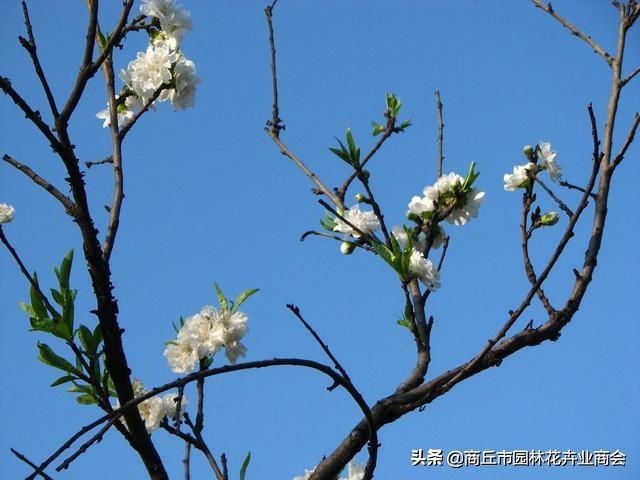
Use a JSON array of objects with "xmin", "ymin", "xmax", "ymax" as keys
[
  {"xmin": 76, "ymin": 394, "xmax": 98, "ymax": 405},
  {"xmin": 329, "ymin": 145, "xmax": 351, "ymax": 164},
  {"xmin": 58, "ymin": 250, "xmax": 74, "ymax": 290},
  {"xmin": 214, "ymin": 284, "xmax": 228, "ymax": 311},
  {"xmin": 239, "ymin": 451, "xmax": 251, "ymax": 480},
  {"xmin": 232, "ymin": 288, "xmax": 259, "ymax": 313},
  {"xmin": 462, "ymin": 161, "xmax": 480, "ymax": 191},
  {"xmin": 371, "ymin": 121, "xmax": 385, "ymax": 136},
  {"xmin": 50, "ymin": 375, "xmax": 76, "ymax": 387},
  {"xmin": 37, "ymin": 342, "xmax": 80, "ymax": 375},
  {"xmin": 397, "ymin": 317, "xmax": 414, "ymax": 332},
  {"xmin": 345, "ymin": 128, "xmax": 360, "ymax": 166},
  {"xmin": 77, "ymin": 325, "xmax": 95, "ymax": 355},
  {"xmin": 29, "ymin": 273, "xmax": 48, "ymax": 319}
]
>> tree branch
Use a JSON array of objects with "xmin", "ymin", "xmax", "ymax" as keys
[{"xmin": 531, "ymin": 0, "xmax": 614, "ymax": 66}]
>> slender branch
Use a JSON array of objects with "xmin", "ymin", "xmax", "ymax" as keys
[
  {"xmin": 183, "ymin": 443, "xmax": 191, "ymax": 480},
  {"xmin": 58, "ymin": 0, "xmax": 135, "ymax": 126},
  {"xmin": 534, "ymin": 178, "xmax": 574, "ymax": 217},
  {"xmin": 521, "ymin": 190, "xmax": 555, "ymax": 314},
  {"xmin": 559, "ymin": 179, "xmax": 597, "ymax": 199},
  {"xmin": 11, "ymin": 449, "xmax": 53, "ymax": 480},
  {"xmin": 27, "ymin": 357, "xmax": 364, "ymax": 480},
  {"xmin": 611, "ymin": 112, "xmax": 640, "ymax": 168},
  {"xmin": 286, "ymin": 305, "xmax": 378, "ymax": 480},
  {"xmin": 336, "ymin": 120, "xmax": 395, "ymax": 204},
  {"xmin": 435, "ymin": 90, "xmax": 444, "ymax": 177},
  {"xmin": 184, "ymin": 414, "xmax": 225, "ymax": 480},
  {"xmin": 2, "ymin": 154, "xmax": 75, "ymax": 215},
  {"xmin": 531, "ymin": 0, "xmax": 614, "ymax": 66},
  {"xmin": 269, "ymin": 132, "xmax": 342, "ymax": 207},
  {"xmin": 55, "ymin": 417, "xmax": 117, "ymax": 472},
  {"xmin": 264, "ymin": 1, "xmax": 283, "ymax": 137},
  {"xmin": 117, "ymin": 86, "xmax": 165, "ymax": 141},
  {"xmin": 0, "ymin": 226, "xmax": 60, "ymax": 319},
  {"xmin": 19, "ymin": 0, "xmax": 59, "ymax": 118},
  {"xmin": 85, "ymin": 156, "xmax": 113, "ymax": 169},
  {"xmin": 263, "ymin": 2, "xmax": 341, "ymax": 207},
  {"xmin": 621, "ymin": 65, "xmax": 640, "ymax": 86},
  {"xmin": 0, "ymin": 76, "xmax": 61, "ymax": 150}
]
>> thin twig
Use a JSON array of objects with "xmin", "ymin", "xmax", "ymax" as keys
[
  {"xmin": 435, "ymin": 90, "xmax": 444, "ymax": 177},
  {"xmin": 183, "ymin": 443, "xmax": 191, "ymax": 480},
  {"xmin": 534, "ymin": 177, "xmax": 574, "ymax": 217},
  {"xmin": 263, "ymin": 2, "xmax": 341, "ymax": 207},
  {"xmin": 11, "ymin": 449, "xmax": 53, "ymax": 480},
  {"xmin": 2, "ymin": 155, "xmax": 75, "ymax": 214},
  {"xmin": 0, "ymin": 226, "xmax": 59, "ymax": 319},
  {"xmin": 19, "ymin": 1, "xmax": 59, "ymax": 118},
  {"xmin": 531, "ymin": 0, "xmax": 614, "ymax": 66},
  {"xmin": 612, "ymin": 112, "xmax": 640, "ymax": 168},
  {"xmin": 285, "ymin": 304, "xmax": 378, "ymax": 480},
  {"xmin": 559, "ymin": 180, "xmax": 597, "ymax": 199},
  {"xmin": 85, "ymin": 156, "xmax": 113, "ymax": 169},
  {"xmin": 621, "ymin": 65, "xmax": 640, "ymax": 86},
  {"xmin": 56, "ymin": 417, "xmax": 117, "ymax": 472}
]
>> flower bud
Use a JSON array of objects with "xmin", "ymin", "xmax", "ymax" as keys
[
  {"xmin": 523, "ymin": 145, "xmax": 534, "ymax": 157},
  {"xmin": 539, "ymin": 211, "xmax": 559, "ymax": 226},
  {"xmin": 340, "ymin": 242, "xmax": 355, "ymax": 255},
  {"xmin": 0, "ymin": 203, "xmax": 15, "ymax": 224},
  {"xmin": 354, "ymin": 193, "xmax": 366, "ymax": 203}
]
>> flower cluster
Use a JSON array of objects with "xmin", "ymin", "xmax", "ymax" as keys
[
  {"xmin": 96, "ymin": 0, "xmax": 200, "ymax": 127},
  {"xmin": 117, "ymin": 379, "xmax": 186, "ymax": 433},
  {"xmin": 333, "ymin": 205, "xmax": 380, "ymax": 239},
  {"xmin": 408, "ymin": 171, "xmax": 485, "ymax": 226},
  {"xmin": 408, "ymin": 249, "xmax": 441, "ymax": 291},
  {"xmin": 0, "ymin": 203, "xmax": 15, "ymax": 224},
  {"xmin": 504, "ymin": 142, "xmax": 562, "ymax": 191},
  {"xmin": 293, "ymin": 461, "xmax": 365, "ymax": 480},
  {"xmin": 164, "ymin": 305, "xmax": 249, "ymax": 374}
]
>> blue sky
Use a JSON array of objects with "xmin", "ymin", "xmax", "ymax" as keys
[{"xmin": 1, "ymin": 1, "xmax": 639, "ymax": 479}]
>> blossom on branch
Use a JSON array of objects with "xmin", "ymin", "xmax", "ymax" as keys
[
  {"xmin": 141, "ymin": 0, "xmax": 192, "ymax": 50},
  {"xmin": 538, "ymin": 141, "xmax": 562, "ymax": 182},
  {"xmin": 333, "ymin": 204, "xmax": 380, "ymax": 239},
  {"xmin": 121, "ymin": 42, "xmax": 178, "ymax": 102},
  {"xmin": 503, "ymin": 163, "xmax": 536, "ymax": 191},
  {"xmin": 0, "ymin": 203, "xmax": 15, "ymax": 224},
  {"xmin": 164, "ymin": 305, "xmax": 250, "ymax": 374},
  {"xmin": 409, "ymin": 249, "xmax": 441, "ymax": 290}
]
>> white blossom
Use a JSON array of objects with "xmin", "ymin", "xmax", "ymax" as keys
[
  {"xmin": 333, "ymin": 204, "xmax": 380, "ymax": 238},
  {"xmin": 340, "ymin": 242, "xmax": 355, "ymax": 255},
  {"xmin": 95, "ymin": 96, "xmax": 142, "ymax": 128},
  {"xmin": 503, "ymin": 163, "xmax": 536, "ymax": 191},
  {"xmin": 159, "ymin": 55, "xmax": 201, "ymax": 110},
  {"xmin": 164, "ymin": 339, "xmax": 199, "ymax": 374},
  {"xmin": 409, "ymin": 172, "xmax": 484, "ymax": 225},
  {"xmin": 165, "ymin": 305, "xmax": 251, "ymax": 373},
  {"xmin": 409, "ymin": 250, "xmax": 441, "ymax": 291},
  {"xmin": 339, "ymin": 461, "xmax": 366, "ymax": 480},
  {"xmin": 0, "ymin": 203, "xmax": 15, "ymax": 224},
  {"xmin": 446, "ymin": 189, "xmax": 485, "ymax": 226},
  {"xmin": 141, "ymin": 0, "xmax": 192, "ymax": 50},
  {"xmin": 292, "ymin": 468, "xmax": 315, "ymax": 480},
  {"xmin": 392, "ymin": 225, "xmax": 427, "ymax": 251},
  {"xmin": 121, "ymin": 42, "xmax": 178, "ymax": 101},
  {"xmin": 538, "ymin": 141, "xmax": 562, "ymax": 182},
  {"xmin": 124, "ymin": 380, "xmax": 187, "ymax": 433}
]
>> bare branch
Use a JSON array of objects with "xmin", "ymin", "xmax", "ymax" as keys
[
  {"xmin": 435, "ymin": 90, "xmax": 444, "ymax": 177},
  {"xmin": 2, "ymin": 154, "xmax": 75, "ymax": 214},
  {"xmin": 621, "ymin": 65, "xmax": 640, "ymax": 86},
  {"xmin": 11, "ymin": 449, "xmax": 53, "ymax": 480},
  {"xmin": 531, "ymin": 1, "xmax": 614, "ymax": 66},
  {"xmin": 286, "ymin": 305, "xmax": 377, "ymax": 480},
  {"xmin": 534, "ymin": 177, "xmax": 574, "ymax": 217},
  {"xmin": 612, "ymin": 112, "xmax": 640, "ymax": 168},
  {"xmin": 19, "ymin": 1, "xmax": 59, "ymax": 118},
  {"xmin": 263, "ymin": 3, "xmax": 342, "ymax": 208},
  {"xmin": 0, "ymin": 76, "xmax": 61, "ymax": 151}
]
